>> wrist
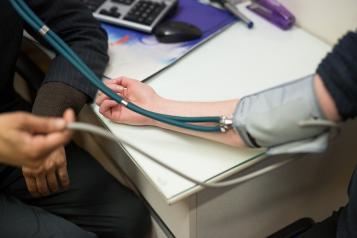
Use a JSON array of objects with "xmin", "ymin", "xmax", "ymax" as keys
[{"xmin": 149, "ymin": 96, "xmax": 172, "ymax": 127}]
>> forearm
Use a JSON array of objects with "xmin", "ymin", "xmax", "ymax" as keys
[
  {"xmin": 154, "ymin": 29, "xmax": 357, "ymax": 147},
  {"xmin": 156, "ymin": 99, "xmax": 238, "ymax": 118},
  {"xmin": 147, "ymin": 74, "xmax": 339, "ymax": 148},
  {"xmin": 148, "ymin": 98, "xmax": 245, "ymax": 147}
]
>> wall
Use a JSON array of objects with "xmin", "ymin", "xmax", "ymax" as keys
[{"xmin": 279, "ymin": 0, "xmax": 357, "ymax": 44}]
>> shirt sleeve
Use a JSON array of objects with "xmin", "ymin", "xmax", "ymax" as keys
[
  {"xmin": 25, "ymin": 0, "xmax": 109, "ymax": 100},
  {"xmin": 32, "ymin": 82, "xmax": 87, "ymax": 117},
  {"xmin": 317, "ymin": 30, "xmax": 357, "ymax": 121}
]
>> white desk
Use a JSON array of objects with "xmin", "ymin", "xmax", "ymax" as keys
[{"xmin": 91, "ymin": 3, "xmax": 334, "ymax": 237}]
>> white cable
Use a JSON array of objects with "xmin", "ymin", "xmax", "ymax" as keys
[
  {"xmin": 67, "ymin": 122, "xmax": 293, "ymax": 188},
  {"xmin": 299, "ymin": 119, "xmax": 338, "ymax": 128}
]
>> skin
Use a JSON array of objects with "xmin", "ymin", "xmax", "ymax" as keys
[
  {"xmin": 95, "ymin": 75, "xmax": 340, "ymax": 148},
  {"xmin": 20, "ymin": 109, "xmax": 75, "ymax": 197},
  {"xmin": 0, "ymin": 109, "xmax": 74, "ymax": 168}
]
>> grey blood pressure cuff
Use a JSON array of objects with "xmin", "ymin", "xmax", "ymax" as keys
[{"xmin": 233, "ymin": 75, "xmax": 334, "ymax": 155}]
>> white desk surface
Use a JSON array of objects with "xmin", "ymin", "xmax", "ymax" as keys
[{"xmin": 93, "ymin": 3, "xmax": 331, "ymax": 204}]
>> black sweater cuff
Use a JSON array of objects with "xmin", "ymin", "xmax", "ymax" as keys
[
  {"xmin": 316, "ymin": 31, "xmax": 357, "ymax": 121},
  {"xmin": 32, "ymin": 82, "xmax": 87, "ymax": 117}
]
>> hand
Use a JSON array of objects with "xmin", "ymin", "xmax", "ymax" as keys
[
  {"xmin": 22, "ymin": 147, "xmax": 69, "ymax": 197},
  {"xmin": 96, "ymin": 77, "xmax": 161, "ymax": 126},
  {"xmin": 0, "ymin": 109, "xmax": 74, "ymax": 168}
]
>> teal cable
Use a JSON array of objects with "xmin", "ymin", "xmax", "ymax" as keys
[
  {"xmin": 11, "ymin": 0, "xmax": 223, "ymax": 132},
  {"xmin": 11, "ymin": 0, "xmax": 221, "ymax": 131},
  {"xmin": 15, "ymin": 0, "xmax": 221, "ymax": 124},
  {"xmin": 13, "ymin": 0, "xmax": 221, "ymax": 124}
]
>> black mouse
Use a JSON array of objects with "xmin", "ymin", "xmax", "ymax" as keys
[{"xmin": 154, "ymin": 21, "xmax": 202, "ymax": 43}]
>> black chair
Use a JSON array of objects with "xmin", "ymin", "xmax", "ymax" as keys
[{"xmin": 268, "ymin": 218, "xmax": 315, "ymax": 238}]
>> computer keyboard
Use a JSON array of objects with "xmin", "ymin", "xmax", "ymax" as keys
[{"xmin": 80, "ymin": 0, "xmax": 178, "ymax": 33}]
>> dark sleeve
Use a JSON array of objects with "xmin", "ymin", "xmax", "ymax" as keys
[
  {"xmin": 32, "ymin": 82, "xmax": 87, "ymax": 117},
  {"xmin": 25, "ymin": 0, "xmax": 109, "ymax": 100},
  {"xmin": 316, "ymin": 30, "xmax": 357, "ymax": 121}
]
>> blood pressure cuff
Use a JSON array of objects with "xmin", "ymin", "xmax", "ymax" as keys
[{"xmin": 233, "ymin": 75, "xmax": 333, "ymax": 155}]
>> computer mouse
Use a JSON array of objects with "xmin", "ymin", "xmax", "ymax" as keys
[{"xmin": 154, "ymin": 21, "xmax": 202, "ymax": 43}]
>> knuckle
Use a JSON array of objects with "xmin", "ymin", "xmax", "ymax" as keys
[
  {"xmin": 14, "ymin": 112, "xmax": 27, "ymax": 124},
  {"xmin": 44, "ymin": 161, "xmax": 55, "ymax": 171},
  {"xmin": 57, "ymin": 158, "xmax": 66, "ymax": 166},
  {"xmin": 33, "ymin": 169, "xmax": 44, "ymax": 177},
  {"xmin": 31, "ymin": 160, "xmax": 42, "ymax": 168},
  {"xmin": 23, "ymin": 170, "xmax": 33, "ymax": 177}
]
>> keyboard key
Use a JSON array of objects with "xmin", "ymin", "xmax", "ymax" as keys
[
  {"xmin": 99, "ymin": 9, "xmax": 121, "ymax": 18},
  {"xmin": 82, "ymin": 0, "xmax": 177, "ymax": 32},
  {"xmin": 110, "ymin": 6, "xmax": 119, "ymax": 12},
  {"xmin": 112, "ymin": 0, "xmax": 135, "ymax": 5},
  {"xmin": 123, "ymin": 0, "xmax": 165, "ymax": 25}
]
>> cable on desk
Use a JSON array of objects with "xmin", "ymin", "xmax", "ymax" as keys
[{"xmin": 67, "ymin": 122, "xmax": 294, "ymax": 188}]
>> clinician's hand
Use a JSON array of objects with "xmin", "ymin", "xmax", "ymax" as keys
[
  {"xmin": 22, "ymin": 147, "xmax": 69, "ymax": 197},
  {"xmin": 0, "ymin": 109, "xmax": 74, "ymax": 168},
  {"xmin": 21, "ymin": 109, "xmax": 74, "ymax": 197},
  {"xmin": 96, "ymin": 77, "xmax": 160, "ymax": 125}
]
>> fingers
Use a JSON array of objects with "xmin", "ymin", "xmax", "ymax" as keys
[
  {"xmin": 36, "ymin": 174, "xmax": 50, "ymax": 196},
  {"xmin": 14, "ymin": 111, "xmax": 74, "ymax": 165},
  {"xmin": 22, "ymin": 148, "xmax": 69, "ymax": 197},
  {"xmin": 53, "ymin": 148, "xmax": 69, "ymax": 189},
  {"xmin": 96, "ymin": 83, "xmax": 125, "ymax": 106},
  {"xmin": 31, "ymin": 110, "xmax": 75, "ymax": 159},
  {"xmin": 23, "ymin": 173, "xmax": 40, "ymax": 197},
  {"xmin": 46, "ymin": 170, "xmax": 59, "ymax": 193},
  {"xmin": 99, "ymin": 100, "xmax": 120, "ymax": 119},
  {"xmin": 111, "ymin": 76, "xmax": 136, "ymax": 88},
  {"xmin": 95, "ymin": 93, "xmax": 110, "ymax": 106},
  {"xmin": 18, "ymin": 113, "xmax": 66, "ymax": 134},
  {"xmin": 61, "ymin": 109, "xmax": 75, "ymax": 140},
  {"xmin": 63, "ymin": 109, "xmax": 75, "ymax": 124},
  {"xmin": 104, "ymin": 78, "xmax": 127, "ymax": 91},
  {"xmin": 97, "ymin": 77, "xmax": 129, "ymax": 97},
  {"xmin": 30, "ymin": 132, "xmax": 71, "ymax": 160},
  {"xmin": 102, "ymin": 76, "xmax": 137, "ymax": 91},
  {"xmin": 23, "ymin": 166, "xmax": 50, "ymax": 197},
  {"xmin": 57, "ymin": 165, "xmax": 70, "ymax": 189}
]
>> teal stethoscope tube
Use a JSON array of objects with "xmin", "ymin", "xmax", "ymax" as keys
[{"xmin": 10, "ymin": 0, "xmax": 225, "ymax": 132}]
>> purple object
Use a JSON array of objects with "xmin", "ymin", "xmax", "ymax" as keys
[
  {"xmin": 247, "ymin": 0, "xmax": 295, "ymax": 30},
  {"xmin": 169, "ymin": 0, "xmax": 236, "ymax": 38}
]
